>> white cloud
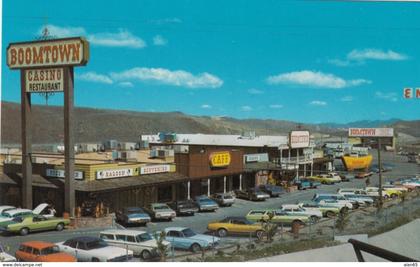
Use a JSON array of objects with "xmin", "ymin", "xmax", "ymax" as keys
[
  {"xmin": 310, "ymin": 100, "xmax": 327, "ymax": 106},
  {"xmin": 38, "ymin": 25, "xmax": 86, "ymax": 37},
  {"xmin": 241, "ymin": 105, "xmax": 253, "ymax": 111},
  {"xmin": 78, "ymin": 72, "xmax": 113, "ymax": 84},
  {"xmin": 340, "ymin": 96, "xmax": 353, "ymax": 102},
  {"xmin": 347, "ymin": 49, "xmax": 407, "ymax": 61},
  {"xmin": 328, "ymin": 59, "xmax": 351, "ymax": 67},
  {"xmin": 248, "ymin": 88, "xmax": 264, "ymax": 94},
  {"xmin": 153, "ymin": 35, "xmax": 167, "ymax": 46},
  {"xmin": 201, "ymin": 104, "xmax": 212, "ymax": 109},
  {"xmin": 267, "ymin": 70, "xmax": 371, "ymax": 89},
  {"xmin": 88, "ymin": 29, "xmax": 146, "ymax": 48},
  {"xmin": 150, "ymin": 18, "xmax": 182, "ymax": 25},
  {"xmin": 269, "ymin": 104, "xmax": 283, "ymax": 109},
  {"xmin": 118, "ymin": 82, "xmax": 134, "ymax": 88},
  {"xmin": 375, "ymin": 91, "xmax": 398, "ymax": 102},
  {"xmin": 111, "ymin": 67, "xmax": 223, "ymax": 88}
]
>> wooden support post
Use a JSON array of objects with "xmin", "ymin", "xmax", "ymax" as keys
[
  {"xmin": 21, "ymin": 70, "xmax": 32, "ymax": 209},
  {"xmin": 64, "ymin": 67, "xmax": 75, "ymax": 217}
]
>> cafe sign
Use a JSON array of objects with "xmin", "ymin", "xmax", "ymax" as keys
[
  {"xmin": 7, "ymin": 37, "xmax": 89, "ymax": 69},
  {"xmin": 140, "ymin": 165, "xmax": 171, "ymax": 175},
  {"xmin": 97, "ymin": 168, "xmax": 133, "ymax": 180},
  {"xmin": 209, "ymin": 151, "xmax": 231, "ymax": 168},
  {"xmin": 46, "ymin": 169, "xmax": 83, "ymax": 180}
]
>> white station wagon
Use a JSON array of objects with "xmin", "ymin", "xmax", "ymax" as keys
[{"xmin": 100, "ymin": 229, "xmax": 170, "ymax": 260}]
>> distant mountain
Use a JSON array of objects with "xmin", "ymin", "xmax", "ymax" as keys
[
  {"xmin": 1, "ymin": 101, "xmax": 419, "ymax": 144},
  {"xmin": 319, "ymin": 119, "xmax": 401, "ymax": 129}
]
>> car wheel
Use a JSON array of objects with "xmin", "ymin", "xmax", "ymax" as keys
[
  {"xmin": 56, "ymin": 223, "xmax": 64, "ymax": 231},
  {"xmin": 217, "ymin": 228, "xmax": 228, "ymax": 237},
  {"xmin": 19, "ymin": 227, "xmax": 29, "ymax": 236},
  {"xmin": 310, "ymin": 216, "xmax": 319, "ymax": 223},
  {"xmin": 255, "ymin": 230, "xmax": 265, "ymax": 240},
  {"xmin": 391, "ymin": 194, "xmax": 398, "ymax": 199},
  {"xmin": 383, "ymin": 195, "xmax": 389, "ymax": 199},
  {"xmin": 325, "ymin": 211, "xmax": 335, "ymax": 218},
  {"xmin": 190, "ymin": 243, "xmax": 202, "ymax": 253},
  {"xmin": 141, "ymin": 250, "xmax": 152, "ymax": 260},
  {"xmin": 340, "ymin": 207, "xmax": 349, "ymax": 214},
  {"xmin": 92, "ymin": 258, "xmax": 100, "ymax": 262}
]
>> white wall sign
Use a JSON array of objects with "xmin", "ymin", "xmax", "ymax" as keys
[
  {"xmin": 244, "ymin": 153, "xmax": 269, "ymax": 163},
  {"xmin": 289, "ymin": 131, "xmax": 310, "ymax": 148},
  {"xmin": 46, "ymin": 169, "xmax": 83, "ymax": 180},
  {"xmin": 348, "ymin": 128, "xmax": 394, "ymax": 138},
  {"xmin": 25, "ymin": 68, "xmax": 64, "ymax": 92},
  {"xmin": 140, "ymin": 165, "xmax": 170, "ymax": 175},
  {"xmin": 96, "ymin": 168, "xmax": 133, "ymax": 179}
]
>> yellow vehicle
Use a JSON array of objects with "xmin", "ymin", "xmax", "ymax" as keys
[
  {"xmin": 306, "ymin": 174, "xmax": 341, "ymax": 185},
  {"xmin": 384, "ymin": 188, "xmax": 402, "ymax": 199},
  {"xmin": 207, "ymin": 216, "xmax": 265, "ymax": 238}
]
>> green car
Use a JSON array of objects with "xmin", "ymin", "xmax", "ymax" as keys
[
  {"xmin": 3, "ymin": 215, "xmax": 70, "ymax": 236},
  {"xmin": 298, "ymin": 201, "xmax": 340, "ymax": 217},
  {"xmin": 246, "ymin": 209, "xmax": 310, "ymax": 225}
]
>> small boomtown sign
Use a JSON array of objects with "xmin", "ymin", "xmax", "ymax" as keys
[
  {"xmin": 7, "ymin": 36, "xmax": 90, "ymax": 216},
  {"xmin": 7, "ymin": 37, "xmax": 89, "ymax": 69}
]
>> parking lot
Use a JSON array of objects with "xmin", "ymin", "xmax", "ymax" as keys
[{"xmin": 1, "ymin": 151, "xmax": 418, "ymax": 261}]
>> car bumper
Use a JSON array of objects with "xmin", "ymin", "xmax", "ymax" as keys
[
  {"xmin": 179, "ymin": 208, "xmax": 199, "ymax": 214},
  {"xmin": 199, "ymin": 205, "xmax": 218, "ymax": 211},
  {"xmin": 128, "ymin": 218, "xmax": 151, "ymax": 224}
]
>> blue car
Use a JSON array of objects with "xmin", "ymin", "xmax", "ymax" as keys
[
  {"xmin": 116, "ymin": 207, "xmax": 151, "ymax": 226},
  {"xmin": 163, "ymin": 227, "xmax": 220, "ymax": 252},
  {"xmin": 293, "ymin": 178, "xmax": 312, "ymax": 190},
  {"xmin": 194, "ymin": 196, "xmax": 218, "ymax": 212}
]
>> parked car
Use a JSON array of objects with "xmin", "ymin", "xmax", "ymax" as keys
[
  {"xmin": 341, "ymin": 194, "xmax": 374, "ymax": 206},
  {"xmin": 355, "ymin": 172, "xmax": 373, "ymax": 179},
  {"xmin": 207, "ymin": 216, "xmax": 265, "ymax": 238},
  {"xmin": 280, "ymin": 204, "xmax": 322, "ymax": 222},
  {"xmin": 365, "ymin": 187, "xmax": 402, "ymax": 199},
  {"xmin": 234, "ymin": 188, "xmax": 270, "ymax": 201},
  {"xmin": 339, "ymin": 173, "xmax": 354, "ymax": 182},
  {"xmin": 0, "ymin": 206, "xmax": 15, "ymax": 215},
  {"xmin": 16, "ymin": 241, "xmax": 76, "ymax": 262},
  {"xmin": 194, "ymin": 196, "xmax": 219, "ymax": 212},
  {"xmin": 3, "ymin": 215, "xmax": 70, "ymax": 236},
  {"xmin": 99, "ymin": 229, "xmax": 170, "ymax": 260},
  {"xmin": 116, "ymin": 207, "xmax": 151, "ymax": 226},
  {"xmin": 211, "ymin": 193, "xmax": 236, "ymax": 206},
  {"xmin": 144, "ymin": 203, "xmax": 176, "ymax": 221},
  {"xmin": 371, "ymin": 164, "xmax": 393, "ymax": 173},
  {"xmin": 56, "ymin": 236, "xmax": 133, "ymax": 262},
  {"xmin": 382, "ymin": 184, "xmax": 408, "ymax": 193},
  {"xmin": 246, "ymin": 209, "xmax": 310, "ymax": 225},
  {"xmin": 0, "ymin": 244, "xmax": 16, "ymax": 262},
  {"xmin": 297, "ymin": 201, "xmax": 340, "ymax": 218},
  {"xmin": 163, "ymin": 227, "xmax": 220, "ymax": 253},
  {"xmin": 258, "ymin": 184, "xmax": 285, "ymax": 197},
  {"xmin": 306, "ymin": 174, "xmax": 341, "ymax": 184},
  {"xmin": 168, "ymin": 200, "xmax": 199, "ymax": 216},
  {"xmin": 293, "ymin": 178, "xmax": 312, "ymax": 190},
  {"xmin": 0, "ymin": 209, "xmax": 33, "ymax": 225},
  {"xmin": 337, "ymin": 188, "xmax": 368, "ymax": 195},
  {"xmin": 312, "ymin": 193, "xmax": 354, "ymax": 211}
]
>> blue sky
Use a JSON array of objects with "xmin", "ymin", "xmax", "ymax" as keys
[{"xmin": 2, "ymin": 0, "xmax": 420, "ymax": 123}]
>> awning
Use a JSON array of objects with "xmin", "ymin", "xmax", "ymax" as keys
[
  {"xmin": 72, "ymin": 172, "xmax": 190, "ymax": 192},
  {"xmin": 244, "ymin": 162, "xmax": 280, "ymax": 172},
  {"xmin": 0, "ymin": 172, "xmax": 59, "ymax": 189}
]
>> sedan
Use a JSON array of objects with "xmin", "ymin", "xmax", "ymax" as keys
[
  {"xmin": 258, "ymin": 184, "xmax": 285, "ymax": 197},
  {"xmin": 56, "ymin": 236, "xmax": 133, "ymax": 262},
  {"xmin": 3, "ymin": 215, "xmax": 69, "ymax": 236},
  {"xmin": 163, "ymin": 227, "xmax": 219, "ymax": 253},
  {"xmin": 235, "ymin": 188, "xmax": 270, "ymax": 201},
  {"xmin": 144, "ymin": 203, "xmax": 176, "ymax": 221},
  {"xmin": 168, "ymin": 200, "xmax": 199, "ymax": 216},
  {"xmin": 194, "ymin": 196, "xmax": 219, "ymax": 212},
  {"xmin": 207, "ymin": 216, "xmax": 265, "ymax": 238},
  {"xmin": 246, "ymin": 209, "xmax": 310, "ymax": 225},
  {"xmin": 116, "ymin": 207, "xmax": 151, "ymax": 226},
  {"xmin": 211, "ymin": 193, "xmax": 235, "ymax": 207}
]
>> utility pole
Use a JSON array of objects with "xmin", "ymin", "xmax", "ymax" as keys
[{"xmin": 377, "ymin": 138, "xmax": 383, "ymax": 208}]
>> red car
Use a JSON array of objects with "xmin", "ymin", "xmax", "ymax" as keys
[{"xmin": 16, "ymin": 241, "xmax": 76, "ymax": 262}]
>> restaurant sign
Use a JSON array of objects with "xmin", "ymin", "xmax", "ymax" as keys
[
  {"xmin": 7, "ymin": 37, "xmax": 89, "ymax": 69},
  {"xmin": 25, "ymin": 68, "xmax": 64, "ymax": 92},
  {"xmin": 140, "ymin": 165, "xmax": 171, "ymax": 175},
  {"xmin": 97, "ymin": 168, "xmax": 133, "ymax": 179},
  {"xmin": 348, "ymin": 128, "xmax": 394, "ymax": 138},
  {"xmin": 46, "ymin": 169, "xmax": 83, "ymax": 180},
  {"xmin": 289, "ymin": 131, "xmax": 310, "ymax": 148},
  {"xmin": 209, "ymin": 151, "xmax": 231, "ymax": 168},
  {"xmin": 244, "ymin": 153, "xmax": 269, "ymax": 163}
]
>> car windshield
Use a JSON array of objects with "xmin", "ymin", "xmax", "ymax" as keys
[
  {"xmin": 12, "ymin": 217, "xmax": 23, "ymax": 223},
  {"xmin": 154, "ymin": 205, "xmax": 169, "ymax": 210},
  {"xmin": 136, "ymin": 233, "xmax": 153, "ymax": 242},
  {"xmin": 223, "ymin": 195, "xmax": 233, "ymax": 199},
  {"xmin": 41, "ymin": 246, "xmax": 60, "ymax": 255},
  {"xmin": 126, "ymin": 208, "xmax": 144, "ymax": 214},
  {"xmin": 182, "ymin": 228, "xmax": 196, "ymax": 237},
  {"xmin": 85, "ymin": 240, "xmax": 108, "ymax": 250},
  {"xmin": 199, "ymin": 198, "xmax": 212, "ymax": 203}
]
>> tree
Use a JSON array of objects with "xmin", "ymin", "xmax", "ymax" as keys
[
  {"xmin": 260, "ymin": 211, "xmax": 278, "ymax": 242},
  {"xmin": 153, "ymin": 231, "xmax": 169, "ymax": 262}
]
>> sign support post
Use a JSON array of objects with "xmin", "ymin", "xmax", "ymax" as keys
[
  {"xmin": 64, "ymin": 67, "xmax": 75, "ymax": 216},
  {"xmin": 20, "ymin": 70, "xmax": 33, "ymax": 209},
  {"xmin": 377, "ymin": 138, "xmax": 383, "ymax": 208}
]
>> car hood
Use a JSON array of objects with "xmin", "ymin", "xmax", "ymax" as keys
[
  {"xmin": 189, "ymin": 234, "xmax": 220, "ymax": 243},
  {"xmin": 127, "ymin": 213, "xmax": 150, "ymax": 218},
  {"xmin": 33, "ymin": 203, "xmax": 49, "ymax": 215},
  {"xmin": 44, "ymin": 252, "xmax": 77, "ymax": 262}
]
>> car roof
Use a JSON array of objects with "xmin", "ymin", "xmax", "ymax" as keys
[
  {"xmin": 165, "ymin": 227, "xmax": 188, "ymax": 232},
  {"xmin": 21, "ymin": 241, "xmax": 56, "ymax": 249},
  {"xmin": 224, "ymin": 216, "xmax": 246, "ymax": 220},
  {"xmin": 66, "ymin": 236, "xmax": 101, "ymax": 243},
  {"xmin": 281, "ymin": 204, "xmax": 300, "ymax": 209},
  {"xmin": 5, "ymin": 209, "xmax": 32, "ymax": 215},
  {"xmin": 151, "ymin": 203, "xmax": 168, "ymax": 206},
  {"xmin": 100, "ymin": 229, "xmax": 147, "ymax": 235}
]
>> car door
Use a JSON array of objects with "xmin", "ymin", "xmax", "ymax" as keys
[
  {"xmin": 166, "ymin": 231, "xmax": 186, "ymax": 249},
  {"xmin": 231, "ymin": 219, "xmax": 248, "ymax": 233},
  {"xmin": 126, "ymin": 234, "xmax": 141, "ymax": 254},
  {"xmin": 16, "ymin": 245, "xmax": 32, "ymax": 261}
]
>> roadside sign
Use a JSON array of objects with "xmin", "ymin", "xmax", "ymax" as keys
[
  {"xmin": 348, "ymin": 128, "xmax": 394, "ymax": 138},
  {"xmin": 25, "ymin": 68, "xmax": 64, "ymax": 92}
]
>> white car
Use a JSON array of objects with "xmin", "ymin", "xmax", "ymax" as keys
[
  {"xmin": 280, "ymin": 204, "xmax": 323, "ymax": 222},
  {"xmin": 0, "ymin": 209, "xmax": 33, "ymax": 223},
  {"xmin": 337, "ymin": 188, "xmax": 367, "ymax": 195},
  {"xmin": 99, "ymin": 229, "xmax": 170, "ymax": 260},
  {"xmin": 313, "ymin": 194, "xmax": 354, "ymax": 211},
  {"xmin": 327, "ymin": 172, "xmax": 342, "ymax": 182},
  {"xmin": 56, "ymin": 236, "xmax": 133, "ymax": 262},
  {"xmin": 0, "ymin": 206, "xmax": 15, "ymax": 215},
  {"xmin": 0, "ymin": 244, "xmax": 16, "ymax": 262}
]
